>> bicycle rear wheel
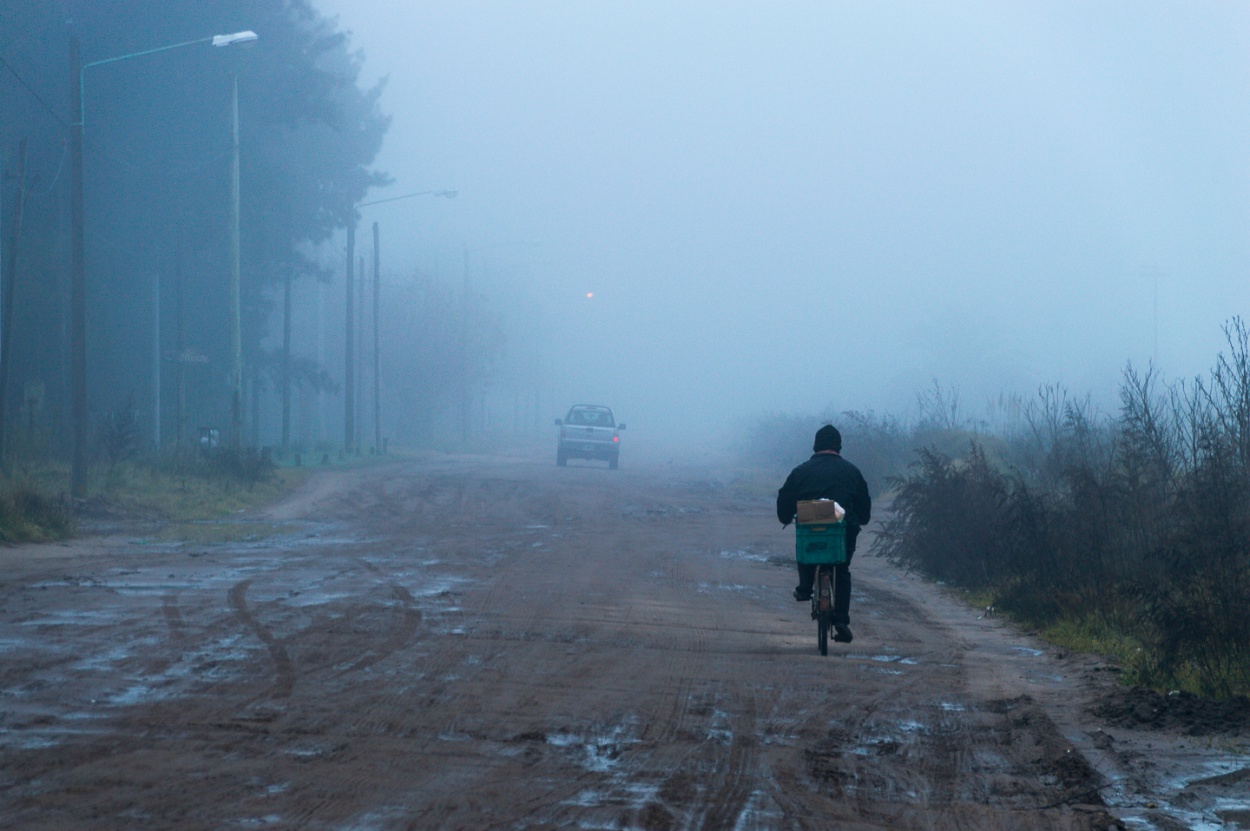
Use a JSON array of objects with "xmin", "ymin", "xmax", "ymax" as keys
[{"xmin": 817, "ymin": 569, "xmax": 833, "ymax": 656}]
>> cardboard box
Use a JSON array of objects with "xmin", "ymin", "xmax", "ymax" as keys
[{"xmin": 796, "ymin": 499, "xmax": 845, "ymax": 524}]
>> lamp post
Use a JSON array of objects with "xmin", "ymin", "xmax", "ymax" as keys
[
  {"xmin": 69, "ymin": 29, "xmax": 258, "ymax": 496},
  {"xmin": 343, "ymin": 189, "xmax": 456, "ymax": 454},
  {"xmin": 228, "ymin": 72, "xmax": 242, "ymax": 447}
]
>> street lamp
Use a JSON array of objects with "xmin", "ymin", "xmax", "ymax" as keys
[
  {"xmin": 69, "ymin": 30, "xmax": 258, "ymax": 494},
  {"xmin": 343, "ymin": 188, "xmax": 457, "ymax": 454}
]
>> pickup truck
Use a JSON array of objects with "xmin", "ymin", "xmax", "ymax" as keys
[{"xmin": 555, "ymin": 405, "xmax": 625, "ymax": 469}]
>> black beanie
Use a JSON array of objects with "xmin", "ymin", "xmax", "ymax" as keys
[{"xmin": 813, "ymin": 424, "xmax": 842, "ymax": 452}]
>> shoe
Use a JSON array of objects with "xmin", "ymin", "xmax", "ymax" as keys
[
  {"xmin": 793, "ymin": 588, "xmax": 812, "ymax": 602},
  {"xmin": 833, "ymin": 624, "xmax": 853, "ymax": 643}
]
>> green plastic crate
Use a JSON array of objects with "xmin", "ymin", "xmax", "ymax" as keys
[{"xmin": 795, "ymin": 521, "xmax": 847, "ymax": 565}]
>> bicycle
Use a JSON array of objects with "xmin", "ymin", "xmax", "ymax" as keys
[{"xmin": 795, "ymin": 516, "xmax": 846, "ymax": 656}]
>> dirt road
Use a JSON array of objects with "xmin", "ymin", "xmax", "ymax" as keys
[{"xmin": 2, "ymin": 454, "xmax": 1247, "ymax": 829}]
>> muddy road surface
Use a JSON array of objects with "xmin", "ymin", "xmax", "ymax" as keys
[{"xmin": 2, "ymin": 454, "xmax": 1247, "ymax": 829}]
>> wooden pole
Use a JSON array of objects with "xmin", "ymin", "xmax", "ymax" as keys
[
  {"xmin": 357, "ymin": 254, "xmax": 364, "ymax": 454},
  {"xmin": 0, "ymin": 138, "xmax": 28, "ymax": 470},
  {"xmin": 229, "ymin": 75, "xmax": 242, "ymax": 446},
  {"xmin": 372, "ymin": 221, "xmax": 381, "ymax": 453},
  {"xmin": 281, "ymin": 262, "xmax": 291, "ymax": 448},
  {"xmin": 175, "ymin": 251, "xmax": 185, "ymax": 449},
  {"xmin": 344, "ymin": 218, "xmax": 355, "ymax": 453},
  {"xmin": 70, "ymin": 38, "xmax": 88, "ymax": 497}
]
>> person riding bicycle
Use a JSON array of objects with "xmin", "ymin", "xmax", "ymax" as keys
[{"xmin": 776, "ymin": 424, "xmax": 872, "ymax": 643}]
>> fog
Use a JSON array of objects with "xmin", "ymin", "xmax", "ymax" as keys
[
  {"xmin": 318, "ymin": 1, "xmax": 1250, "ymax": 448},
  {"xmin": 3, "ymin": 2, "xmax": 1250, "ymax": 463}
]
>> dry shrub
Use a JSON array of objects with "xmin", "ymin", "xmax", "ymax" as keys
[
  {"xmin": 0, "ymin": 485, "xmax": 74, "ymax": 543},
  {"xmin": 877, "ymin": 320, "xmax": 1250, "ymax": 697}
]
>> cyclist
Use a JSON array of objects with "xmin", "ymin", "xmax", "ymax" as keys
[{"xmin": 776, "ymin": 424, "xmax": 872, "ymax": 643}]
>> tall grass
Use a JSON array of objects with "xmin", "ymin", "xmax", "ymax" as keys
[
  {"xmin": 0, "ymin": 484, "xmax": 74, "ymax": 543},
  {"xmin": 1, "ymin": 442, "xmax": 302, "ymax": 540},
  {"xmin": 95, "ymin": 448, "xmax": 300, "ymax": 522}
]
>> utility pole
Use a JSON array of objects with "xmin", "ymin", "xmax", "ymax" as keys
[
  {"xmin": 152, "ymin": 271, "xmax": 160, "ymax": 448},
  {"xmin": 372, "ymin": 221, "xmax": 382, "ymax": 453},
  {"xmin": 70, "ymin": 37, "xmax": 87, "ymax": 498},
  {"xmin": 281, "ymin": 261, "xmax": 291, "ymax": 448},
  {"xmin": 228, "ymin": 75, "xmax": 242, "ymax": 447},
  {"xmin": 344, "ymin": 188, "xmax": 455, "ymax": 451},
  {"xmin": 0, "ymin": 139, "xmax": 28, "ymax": 471},
  {"xmin": 461, "ymin": 245, "xmax": 470, "ymax": 446},
  {"xmin": 343, "ymin": 218, "xmax": 356, "ymax": 453},
  {"xmin": 357, "ymin": 253, "xmax": 364, "ymax": 454},
  {"xmin": 175, "ymin": 252, "xmax": 185, "ymax": 449}
]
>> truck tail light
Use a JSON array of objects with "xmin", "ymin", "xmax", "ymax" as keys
[{"xmin": 613, "ymin": 435, "xmax": 619, "ymax": 442}]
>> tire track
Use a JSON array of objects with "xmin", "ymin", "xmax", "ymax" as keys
[
  {"xmin": 340, "ymin": 582, "xmax": 422, "ymax": 675},
  {"xmin": 649, "ymin": 554, "xmax": 704, "ymax": 747},
  {"xmin": 160, "ymin": 591, "xmax": 185, "ymax": 643},
  {"xmin": 696, "ymin": 685, "xmax": 760, "ymax": 831},
  {"xmin": 138, "ymin": 590, "xmax": 189, "ymax": 676},
  {"xmin": 228, "ymin": 579, "xmax": 295, "ymax": 699}
]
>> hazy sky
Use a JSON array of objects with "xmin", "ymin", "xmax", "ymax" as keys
[{"xmin": 315, "ymin": 1, "xmax": 1250, "ymax": 441}]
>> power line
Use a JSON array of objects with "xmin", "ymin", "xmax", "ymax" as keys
[
  {"xmin": 0, "ymin": 50, "xmax": 69, "ymax": 129},
  {"xmin": 2, "ymin": 49, "xmax": 228, "ymax": 186}
]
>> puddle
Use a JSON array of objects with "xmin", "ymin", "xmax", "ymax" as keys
[
  {"xmin": 19, "ymin": 609, "xmax": 119, "ymax": 627},
  {"xmin": 284, "ymin": 744, "xmax": 337, "ymax": 759},
  {"xmin": 546, "ymin": 721, "xmax": 640, "ymax": 773},
  {"xmin": 107, "ymin": 683, "xmax": 169, "ymax": 707},
  {"xmin": 236, "ymin": 815, "xmax": 283, "ymax": 826},
  {"xmin": 282, "ymin": 591, "xmax": 356, "ymax": 607},
  {"xmin": 5, "ymin": 735, "xmax": 63, "ymax": 750},
  {"xmin": 1027, "ymin": 672, "xmax": 1065, "ymax": 684},
  {"xmin": 719, "ymin": 549, "xmax": 771, "ymax": 563},
  {"xmin": 340, "ymin": 807, "xmax": 411, "ymax": 831},
  {"xmin": 1011, "ymin": 646, "xmax": 1044, "ymax": 657},
  {"xmin": 696, "ymin": 581, "xmax": 757, "ymax": 593},
  {"xmin": 562, "ymin": 788, "xmax": 607, "ymax": 807},
  {"xmin": 857, "ymin": 653, "xmax": 917, "ymax": 666},
  {"xmin": 404, "ymin": 577, "xmax": 467, "ymax": 598},
  {"xmin": 707, "ymin": 708, "xmax": 733, "ymax": 744},
  {"xmin": 0, "ymin": 721, "xmax": 114, "ymax": 751},
  {"xmin": 1111, "ymin": 758, "xmax": 1250, "ymax": 830},
  {"xmin": 850, "ymin": 736, "xmax": 899, "ymax": 756}
]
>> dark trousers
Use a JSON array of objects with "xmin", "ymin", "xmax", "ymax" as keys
[{"xmin": 796, "ymin": 548, "xmax": 854, "ymax": 625}]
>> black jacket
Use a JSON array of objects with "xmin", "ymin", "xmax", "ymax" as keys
[{"xmin": 776, "ymin": 452, "xmax": 872, "ymax": 539}]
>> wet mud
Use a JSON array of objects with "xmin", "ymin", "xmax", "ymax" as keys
[
  {"xmin": 1093, "ymin": 687, "xmax": 1250, "ymax": 736},
  {"xmin": 0, "ymin": 454, "xmax": 1245, "ymax": 829}
]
